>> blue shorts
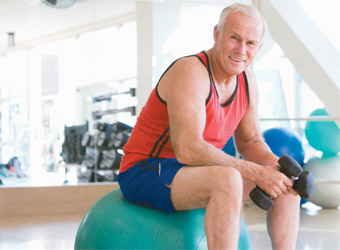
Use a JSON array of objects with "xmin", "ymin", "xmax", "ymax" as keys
[{"xmin": 117, "ymin": 158, "xmax": 185, "ymax": 213}]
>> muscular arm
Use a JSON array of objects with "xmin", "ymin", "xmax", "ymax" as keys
[
  {"xmin": 234, "ymin": 69, "xmax": 296, "ymax": 195},
  {"xmin": 158, "ymin": 59, "xmax": 293, "ymax": 196},
  {"xmin": 159, "ymin": 58, "xmax": 250, "ymax": 172},
  {"xmin": 161, "ymin": 58, "xmax": 225, "ymax": 166},
  {"xmin": 234, "ymin": 69, "xmax": 277, "ymax": 165}
]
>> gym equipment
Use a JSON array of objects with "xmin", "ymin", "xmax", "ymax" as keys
[
  {"xmin": 75, "ymin": 189, "xmax": 252, "ymax": 250},
  {"xmin": 92, "ymin": 88, "xmax": 136, "ymax": 103},
  {"xmin": 93, "ymin": 122, "xmax": 107, "ymax": 132},
  {"xmin": 82, "ymin": 149, "xmax": 100, "ymax": 169},
  {"xmin": 99, "ymin": 149, "xmax": 122, "ymax": 170},
  {"xmin": 92, "ymin": 106, "xmax": 136, "ymax": 120},
  {"xmin": 107, "ymin": 122, "xmax": 132, "ymax": 149},
  {"xmin": 81, "ymin": 132, "xmax": 91, "ymax": 147},
  {"xmin": 81, "ymin": 122, "xmax": 132, "ymax": 182},
  {"xmin": 304, "ymin": 155, "xmax": 340, "ymax": 208},
  {"xmin": 97, "ymin": 132, "xmax": 106, "ymax": 148},
  {"xmin": 222, "ymin": 136, "xmax": 236, "ymax": 156},
  {"xmin": 108, "ymin": 131, "xmax": 129, "ymax": 148},
  {"xmin": 61, "ymin": 121, "xmax": 88, "ymax": 164},
  {"xmin": 249, "ymin": 155, "xmax": 314, "ymax": 210},
  {"xmin": 263, "ymin": 127, "xmax": 305, "ymax": 166},
  {"xmin": 305, "ymin": 108, "xmax": 340, "ymax": 156}
]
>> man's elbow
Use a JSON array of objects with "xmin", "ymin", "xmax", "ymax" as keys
[{"xmin": 172, "ymin": 142, "xmax": 195, "ymax": 165}]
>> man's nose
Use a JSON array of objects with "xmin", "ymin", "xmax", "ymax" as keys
[{"xmin": 236, "ymin": 41, "xmax": 246, "ymax": 54}]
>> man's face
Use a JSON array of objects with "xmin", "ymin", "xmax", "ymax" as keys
[{"xmin": 214, "ymin": 12, "xmax": 263, "ymax": 76}]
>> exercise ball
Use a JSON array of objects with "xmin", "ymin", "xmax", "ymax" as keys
[
  {"xmin": 75, "ymin": 189, "xmax": 252, "ymax": 250},
  {"xmin": 263, "ymin": 127, "xmax": 305, "ymax": 166},
  {"xmin": 305, "ymin": 108, "xmax": 340, "ymax": 156},
  {"xmin": 222, "ymin": 135, "xmax": 236, "ymax": 156},
  {"xmin": 304, "ymin": 155, "xmax": 340, "ymax": 208}
]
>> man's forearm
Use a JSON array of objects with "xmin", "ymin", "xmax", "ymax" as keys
[
  {"xmin": 175, "ymin": 139, "xmax": 259, "ymax": 183},
  {"xmin": 239, "ymin": 140, "xmax": 279, "ymax": 166}
]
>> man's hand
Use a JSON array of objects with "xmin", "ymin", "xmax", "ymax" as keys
[{"xmin": 254, "ymin": 164, "xmax": 296, "ymax": 199}]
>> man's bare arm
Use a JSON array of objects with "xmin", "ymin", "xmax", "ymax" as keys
[
  {"xmin": 157, "ymin": 58, "xmax": 279, "ymax": 190},
  {"xmin": 234, "ymin": 69, "xmax": 296, "ymax": 196}
]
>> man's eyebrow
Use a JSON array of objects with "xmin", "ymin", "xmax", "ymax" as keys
[
  {"xmin": 231, "ymin": 31, "xmax": 259, "ymax": 44},
  {"xmin": 230, "ymin": 31, "xmax": 240, "ymax": 37}
]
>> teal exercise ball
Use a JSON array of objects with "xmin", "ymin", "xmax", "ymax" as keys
[
  {"xmin": 305, "ymin": 108, "xmax": 340, "ymax": 156},
  {"xmin": 75, "ymin": 189, "xmax": 252, "ymax": 250},
  {"xmin": 304, "ymin": 155, "xmax": 340, "ymax": 208}
]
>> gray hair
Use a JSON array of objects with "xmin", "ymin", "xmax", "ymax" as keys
[{"xmin": 217, "ymin": 3, "xmax": 268, "ymax": 42}]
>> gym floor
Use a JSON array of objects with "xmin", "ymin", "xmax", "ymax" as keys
[{"xmin": 0, "ymin": 202, "xmax": 339, "ymax": 250}]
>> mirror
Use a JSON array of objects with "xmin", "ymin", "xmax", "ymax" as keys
[{"xmin": 0, "ymin": 0, "xmax": 224, "ymax": 187}]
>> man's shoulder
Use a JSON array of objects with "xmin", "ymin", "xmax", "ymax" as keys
[{"xmin": 171, "ymin": 55, "xmax": 208, "ymax": 75}]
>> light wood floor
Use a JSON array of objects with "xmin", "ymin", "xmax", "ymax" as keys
[{"xmin": 1, "ymin": 202, "xmax": 339, "ymax": 250}]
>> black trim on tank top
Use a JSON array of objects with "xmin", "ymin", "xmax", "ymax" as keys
[
  {"xmin": 155, "ymin": 136, "xmax": 170, "ymax": 158},
  {"xmin": 192, "ymin": 54, "xmax": 206, "ymax": 67},
  {"xmin": 200, "ymin": 51, "xmax": 213, "ymax": 105},
  {"xmin": 155, "ymin": 85, "xmax": 167, "ymax": 105},
  {"xmin": 155, "ymin": 58, "xmax": 180, "ymax": 105},
  {"xmin": 221, "ymin": 79, "xmax": 239, "ymax": 107},
  {"xmin": 149, "ymin": 127, "xmax": 169, "ymax": 158},
  {"xmin": 202, "ymin": 50, "xmax": 240, "ymax": 107},
  {"xmin": 155, "ymin": 54, "xmax": 201, "ymax": 105},
  {"xmin": 242, "ymin": 71, "xmax": 250, "ymax": 106}
]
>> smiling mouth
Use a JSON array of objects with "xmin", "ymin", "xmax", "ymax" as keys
[{"xmin": 229, "ymin": 57, "xmax": 245, "ymax": 62}]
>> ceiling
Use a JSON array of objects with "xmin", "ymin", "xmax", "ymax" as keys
[
  {"xmin": 0, "ymin": 0, "xmax": 136, "ymax": 51},
  {"xmin": 0, "ymin": 0, "xmax": 250, "ymax": 53}
]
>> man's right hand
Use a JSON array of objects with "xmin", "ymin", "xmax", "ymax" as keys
[{"xmin": 254, "ymin": 164, "xmax": 295, "ymax": 199}]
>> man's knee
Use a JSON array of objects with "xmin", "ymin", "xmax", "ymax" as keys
[
  {"xmin": 209, "ymin": 167, "xmax": 243, "ymax": 197},
  {"xmin": 274, "ymin": 192, "xmax": 300, "ymax": 208}
]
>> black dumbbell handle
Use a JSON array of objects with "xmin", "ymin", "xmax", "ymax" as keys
[{"xmin": 250, "ymin": 155, "xmax": 303, "ymax": 210}]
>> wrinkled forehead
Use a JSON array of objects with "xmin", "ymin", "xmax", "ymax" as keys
[{"xmin": 224, "ymin": 12, "xmax": 264, "ymax": 41}]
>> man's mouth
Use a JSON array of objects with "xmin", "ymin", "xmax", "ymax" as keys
[{"xmin": 230, "ymin": 57, "xmax": 244, "ymax": 62}]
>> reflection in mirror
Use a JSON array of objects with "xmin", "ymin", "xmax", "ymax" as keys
[{"xmin": 0, "ymin": 0, "xmax": 224, "ymax": 187}]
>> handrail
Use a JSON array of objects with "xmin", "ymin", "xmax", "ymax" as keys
[{"xmin": 260, "ymin": 116, "xmax": 340, "ymax": 121}]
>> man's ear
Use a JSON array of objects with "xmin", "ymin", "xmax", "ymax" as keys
[{"xmin": 213, "ymin": 25, "xmax": 220, "ymax": 42}]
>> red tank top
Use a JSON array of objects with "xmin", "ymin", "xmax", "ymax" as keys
[{"xmin": 119, "ymin": 51, "xmax": 249, "ymax": 173}]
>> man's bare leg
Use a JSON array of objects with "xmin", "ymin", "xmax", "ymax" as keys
[
  {"xmin": 169, "ymin": 166, "xmax": 243, "ymax": 250},
  {"xmin": 243, "ymin": 179, "xmax": 300, "ymax": 249},
  {"xmin": 267, "ymin": 194, "xmax": 300, "ymax": 249}
]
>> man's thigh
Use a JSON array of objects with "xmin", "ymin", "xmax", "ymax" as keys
[
  {"xmin": 170, "ymin": 166, "xmax": 255, "ymax": 210},
  {"xmin": 169, "ymin": 166, "xmax": 212, "ymax": 211},
  {"xmin": 170, "ymin": 165, "xmax": 248, "ymax": 211}
]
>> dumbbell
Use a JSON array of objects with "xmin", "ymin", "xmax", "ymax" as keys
[
  {"xmin": 249, "ymin": 155, "xmax": 314, "ymax": 210},
  {"xmin": 94, "ymin": 122, "xmax": 107, "ymax": 132}
]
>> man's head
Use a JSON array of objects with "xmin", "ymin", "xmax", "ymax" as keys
[
  {"xmin": 212, "ymin": 3, "xmax": 266, "ymax": 76},
  {"xmin": 217, "ymin": 3, "xmax": 268, "ymax": 43}
]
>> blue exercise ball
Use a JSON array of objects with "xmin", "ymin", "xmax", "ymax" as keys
[
  {"xmin": 263, "ymin": 127, "xmax": 305, "ymax": 166},
  {"xmin": 75, "ymin": 189, "xmax": 252, "ymax": 250},
  {"xmin": 305, "ymin": 108, "xmax": 340, "ymax": 157},
  {"xmin": 222, "ymin": 136, "xmax": 236, "ymax": 156}
]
